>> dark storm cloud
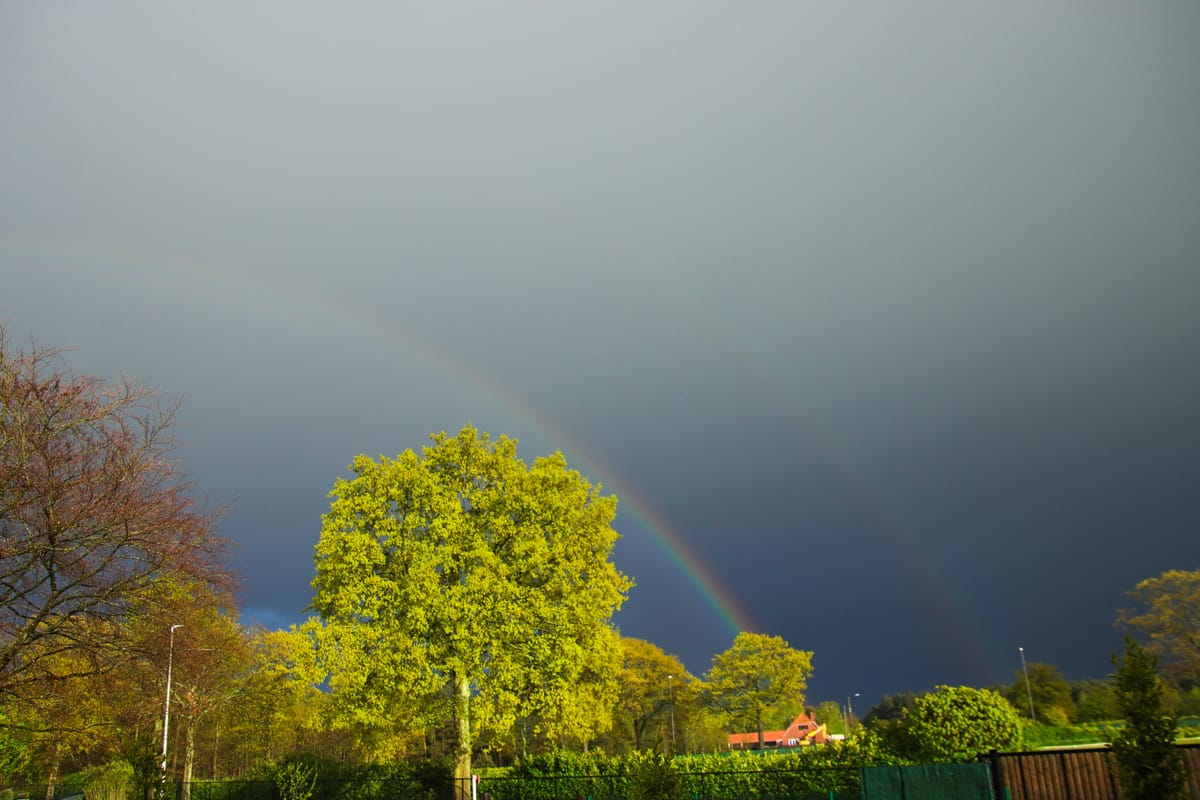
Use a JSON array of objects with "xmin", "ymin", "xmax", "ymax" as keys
[{"xmin": 2, "ymin": 1, "xmax": 1198, "ymax": 705}]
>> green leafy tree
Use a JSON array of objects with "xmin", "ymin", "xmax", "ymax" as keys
[
  {"xmin": 126, "ymin": 581, "xmax": 250, "ymax": 797},
  {"xmin": 702, "ymin": 632, "xmax": 813, "ymax": 748},
  {"xmin": 503, "ymin": 624, "xmax": 623, "ymax": 755},
  {"xmin": 863, "ymin": 693, "xmax": 917, "ymax": 728},
  {"xmin": 1072, "ymin": 678, "xmax": 1120, "ymax": 722},
  {"xmin": 215, "ymin": 627, "xmax": 325, "ymax": 776},
  {"xmin": 897, "ymin": 686, "xmax": 1022, "ymax": 763},
  {"xmin": 1118, "ymin": 569, "xmax": 1200, "ymax": 685},
  {"xmin": 273, "ymin": 760, "xmax": 317, "ymax": 800},
  {"xmin": 1110, "ymin": 636, "xmax": 1185, "ymax": 800},
  {"xmin": 1181, "ymin": 686, "xmax": 1200, "ymax": 717},
  {"xmin": 1007, "ymin": 662, "xmax": 1075, "ymax": 723},
  {"xmin": 611, "ymin": 638, "xmax": 689, "ymax": 752},
  {"xmin": 1, "ymin": 644, "xmax": 131, "ymax": 799},
  {"xmin": 813, "ymin": 701, "xmax": 846, "ymax": 736},
  {"xmin": 0, "ymin": 710, "xmax": 30, "ymax": 778},
  {"xmin": 307, "ymin": 426, "xmax": 631, "ymax": 790},
  {"xmin": 862, "ymin": 692, "xmax": 917, "ymax": 756}
]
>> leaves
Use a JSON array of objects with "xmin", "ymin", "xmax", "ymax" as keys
[
  {"xmin": 308, "ymin": 426, "xmax": 631, "ymax": 782},
  {"xmin": 1110, "ymin": 636, "xmax": 1186, "ymax": 800},
  {"xmin": 0, "ymin": 325, "xmax": 229, "ymax": 700},
  {"xmin": 703, "ymin": 632, "xmax": 813, "ymax": 745},
  {"xmin": 897, "ymin": 686, "xmax": 1022, "ymax": 762},
  {"xmin": 1118, "ymin": 569, "xmax": 1200, "ymax": 685}
]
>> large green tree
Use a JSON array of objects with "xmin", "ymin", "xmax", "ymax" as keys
[
  {"xmin": 612, "ymin": 637, "xmax": 690, "ymax": 753},
  {"xmin": 214, "ymin": 628, "xmax": 326, "ymax": 776},
  {"xmin": 1006, "ymin": 661, "xmax": 1075, "ymax": 724},
  {"xmin": 1110, "ymin": 636, "xmax": 1185, "ymax": 800},
  {"xmin": 126, "ymin": 581, "xmax": 250, "ymax": 798},
  {"xmin": 1118, "ymin": 569, "xmax": 1200, "ymax": 685},
  {"xmin": 897, "ymin": 686, "xmax": 1022, "ymax": 762},
  {"xmin": 813, "ymin": 700, "xmax": 847, "ymax": 736},
  {"xmin": 1072, "ymin": 678, "xmax": 1121, "ymax": 722},
  {"xmin": 307, "ymin": 426, "xmax": 631, "ymax": 790},
  {"xmin": 703, "ymin": 632, "xmax": 813, "ymax": 748}
]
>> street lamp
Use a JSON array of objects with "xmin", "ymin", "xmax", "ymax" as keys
[
  {"xmin": 1019, "ymin": 646, "xmax": 1036, "ymax": 723},
  {"xmin": 845, "ymin": 693, "xmax": 860, "ymax": 734},
  {"xmin": 161, "ymin": 624, "xmax": 183, "ymax": 775},
  {"xmin": 667, "ymin": 675, "xmax": 677, "ymax": 752}
]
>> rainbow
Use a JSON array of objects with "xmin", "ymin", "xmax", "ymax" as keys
[
  {"xmin": 299, "ymin": 285, "xmax": 761, "ymax": 638},
  {"xmin": 3, "ymin": 239, "xmax": 1010, "ymax": 684},
  {"xmin": 1, "ymin": 241, "xmax": 757, "ymax": 638}
]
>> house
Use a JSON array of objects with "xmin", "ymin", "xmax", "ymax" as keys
[{"xmin": 728, "ymin": 711, "xmax": 829, "ymax": 750}]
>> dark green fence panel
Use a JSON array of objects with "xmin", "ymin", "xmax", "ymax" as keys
[{"xmin": 861, "ymin": 764, "xmax": 993, "ymax": 800}]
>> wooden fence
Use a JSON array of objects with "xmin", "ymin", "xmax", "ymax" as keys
[{"xmin": 986, "ymin": 743, "xmax": 1200, "ymax": 800}]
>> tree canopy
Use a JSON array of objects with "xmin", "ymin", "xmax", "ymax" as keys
[
  {"xmin": 898, "ymin": 685, "xmax": 1022, "ymax": 762},
  {"xmin": 703, "ymin": 632, "xmax": 813, "ymax": 748},
  {"xmin": 1110, "ymin": 636, "xmax": 1185, "ymax": 800},
  {"xmin": 1118, "ymin": 569, "xmax": 1200, "ymax": 685},
  {"xmin": 614, "ymin": 637, "xmax": 690, "ymax": 752},
  {"xmin": 0, "ymin": 327, "xmax": 228, "ymax": 702},
  {"xmin": 1007, "ymin": 661, "xmax": 1075, "ymax": 724},
  {"xmin": 306, "ymin": 426, "xmax": 631, "ymax": 787}
]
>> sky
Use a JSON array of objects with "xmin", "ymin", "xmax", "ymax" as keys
[{"xmin": 2, "ymin": 2, "xmax": 1199, "ymax": 712}]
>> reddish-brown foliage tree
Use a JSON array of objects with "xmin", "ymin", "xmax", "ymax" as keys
[{"xmin": 0, "ymin": 325, "xmax": 230, "ymax": 700}]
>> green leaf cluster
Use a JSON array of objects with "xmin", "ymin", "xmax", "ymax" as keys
[
  {"xmin": 1118, "ymin": 569, "xmax": 1200, "ymax": 685},
  {"xmin": 702, "ymin": 632, "xmax": 813, "ymax": 745},
  {"xmin": 1006, "ymin": 661, "xmax": 1075, "ymax": 722},
  {"xmin": 307, "ymin": 427, "xmax": 632, "ymax": 782},
  {"xmin": 896, "ymin": 685, "xmax": 1022, "ymax": 762},
  {"xmin": 82, "ymin": 759, "xmax": 134, "ymax": 800},
  {"xmin": 485, "ymin": 748, "xmax": 872, "ymax": 800},
  {"xmin": 1110, "ymin": 636, "xmax": 1186, "ymax": 800},
  {"xmin": 507, "ymin": 749, "xmax": 619, "ymax": 778},
  {"xmin": 189, "ymin": 761, "xmax": 453, "ymax": 800},
  {"xmin": 273, "ymin": 761, "xmax": 317, "ymax": 800},
  {"xmin": 626, "ymin": 750, "xmax": 683, "ymax": 800}
]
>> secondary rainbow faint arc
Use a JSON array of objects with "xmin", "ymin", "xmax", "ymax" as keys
[
  {"xmin": 725, "ymin": 351, "xmax": 1005, "ymax": 682},
  {"xmin": 5, "ymin": 242, "xmax": 1006, "ymax": 681},
  {"xmin": 636, "ymin": 269, "xmax": 1006, "ymax": 681}
]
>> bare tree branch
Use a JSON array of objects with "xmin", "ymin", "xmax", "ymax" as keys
[{"xmin": 0, "ymin": 324, "xmax": 232, "ymax": 700}]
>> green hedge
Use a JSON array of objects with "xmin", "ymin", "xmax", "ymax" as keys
[
  {"xmin": 189, "ymin": 759, "xmax": 452, "ymax": 800},
  {"xmin": 475, "ymin": 747, "xmax": 885, "ymax": 800}
]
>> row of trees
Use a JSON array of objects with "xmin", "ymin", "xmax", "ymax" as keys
[
  {"xmin": 0, "ymin": 326, "xmax": 820, "ymax": 789},
  {"xmin": 862, "ymin": 662, "xmax": 1200, "ymax": 733},
  {"xmin": 1, "ymin": 324, "xmax": 1195, "ymax": 800},
  {"xmin": 0, "ymin": 327, "xmax": 237, "ymax": 793}
]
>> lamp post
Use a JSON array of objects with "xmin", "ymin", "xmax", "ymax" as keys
[
  {"xmin": 845, "ymin": 692, "xmax": 859, "ymax": 734},
  {"xmin": 1019, "ymin": 646, "xmax": 1036, "ymax": 723},
  {"xmin": 161, "ymin": 624, "xmax": 183, "ymax": 775},
  {"xmin": 667, "ymin": 675, "xmax": 677, "ymax": 752}
]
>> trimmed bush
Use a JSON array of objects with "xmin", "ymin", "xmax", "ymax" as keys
[
  {"xmin": 626, "ymin": 751, "xmax": 682, "ymax": 800},
  {"xmin": 83, "ymin": 761, "xmax": 133, "ymax": 800}
]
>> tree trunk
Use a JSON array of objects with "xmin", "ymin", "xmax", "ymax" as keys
[
  {"xmin": 453, "ymin": 674, "xmax": 472, "ymax": 800},
  {"xmin": 43, "ymin": 744, "xmax": 60, "ymax": 800},
  {"xmin": 756, "ymin": 710, "xmax": 765, "ymax": 749},
  {"xmin": 210, "ymin": 721, "xmax": 218, "ymax": 780},
  {"xmin": 181, "ymin": 718, "xmax": 196, "ymax": 800}
]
